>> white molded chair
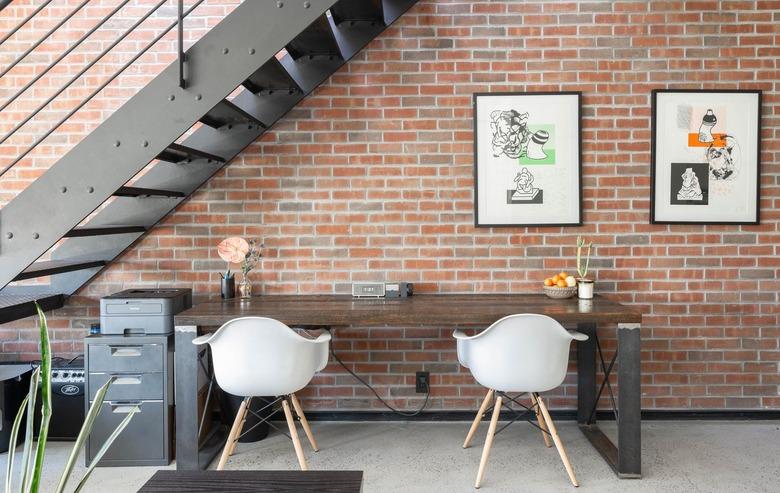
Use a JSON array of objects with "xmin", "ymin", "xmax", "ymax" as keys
[
  {"xmin": 454, "ymin": 314, "xmax": 588, "ymax": 488},
  {"xmin": 193, "ymin": 316, "xmax": 331, "ymax": 471}
]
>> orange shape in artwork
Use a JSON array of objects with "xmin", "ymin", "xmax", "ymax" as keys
[{"xmin": 687, "ymin": 133, "xmax": 727, "ymax": 148}]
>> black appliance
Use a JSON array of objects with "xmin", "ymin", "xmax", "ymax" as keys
[
  {"xmin": 0, "ymin": 363, "xmax": 32, "ymax": 453},
  {"xmin": 34, "ymin": 357, "xmax": 85, "ymax": 440}
]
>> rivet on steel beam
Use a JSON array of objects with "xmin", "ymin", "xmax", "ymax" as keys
[
  {"xmin": 249, "ymin": 48, "xmax": 256, "ymax": 55},
  {"xmin": 143, "ymin": 141, "xmax": 149, "ymax": 147},
  {"xmin": 87, "ymin": 186, "xmax": 94, "ymax": 193},
  {"xmin": 32, "ymin": 233, "xmax": 39, "ymax": 239},
  {"xmin": 60, "ymin": 186, "xmax": 67, "ymax": 193},
  {"xmin": 195, "ymin": 94, "xmax": 202, "ymax": 101},
  {"xmin": 6, "ymin": 232, "xmax": 13, "ymax": 239},
  {"xmin": 303, "ymin": 1, "xmax": 310, "ymax": 8},
  {"xmin": 222, "ymin": 48, "xmax": 229, "ymax": 54},
  {"xmin": 114, "ymin": 141, "xmax": 120, "ymax": 147},
  {"xmin": 276, "ymin": 1, "xmax": 283, "ymax": 7},
  {"xmin": 168, "ymin": 94, "xmax": 175, "ymax": 101}
]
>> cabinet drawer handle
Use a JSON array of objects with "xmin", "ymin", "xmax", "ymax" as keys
[
  {"xmin": 110, "ymin": 347, "xmax": 142, "ymax": 357},
  {"xmin": 111, "ymin": 375, "xmax": 142, "ymax": 385},
  {"xmin": 109, "ymin": 402, "xmax": 141, "ymax": 414}
]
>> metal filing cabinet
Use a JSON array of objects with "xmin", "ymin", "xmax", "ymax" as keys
[
  {"xmin": 86, "ymin": 289, "xmax": 190, "ymax": 466},
  {"xmin": 85, "ymin": 334, "xmax": 174, "ymax": 466}
]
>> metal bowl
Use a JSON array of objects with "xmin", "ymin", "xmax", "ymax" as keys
[{"xmin": 543, "ymin": 285, "xmax": 578, "ymax": 299}]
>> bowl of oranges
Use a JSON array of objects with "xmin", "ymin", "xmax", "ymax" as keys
[{"xmin": 543, "ymin": 272, "xmax": 578, "ymax": 299}]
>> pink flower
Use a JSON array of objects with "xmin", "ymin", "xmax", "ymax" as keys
[{"xmin": 217, "ymin": 237, "xmax": 249, "ymax": 264}]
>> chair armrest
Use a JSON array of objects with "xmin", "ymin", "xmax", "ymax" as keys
[
  {"xmin": 568, "ymin": 330, "xmax": 589, "ymax": 342},
  {"xmin": 192, "ymin": 334, "xmax": 213, "ymax": 345},
  {"xmin": 452, "ymin": 329, "xmax": 471, "ymax": 340},
  {"xmin": 311, "ymin": 331, "xmax": 332, "ymax": 344}
]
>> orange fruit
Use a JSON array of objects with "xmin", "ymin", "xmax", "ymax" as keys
[
  {"xmin": 544, "ymin": 278, "xmax": 553, "ymax": 286},
  {"xmin": 556, "ymin": 279, "xmax": 567, "ymax": 288},
  {"xmin": 559, "ymin": 272, "xmax": 568, "ymax": 279},
  {"xmin": 552, "ymin": 275, "xmax": 560, "ymax": 283}
]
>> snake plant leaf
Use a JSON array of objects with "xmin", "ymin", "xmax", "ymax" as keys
[
  {"xmin": 73, "ymin": 406, "xmax": 139, "ymax": 493},
  {"xmin": 4, "ymin": 393, "xmax": 29, "ymax": 493},
  {"xmin": 28, "ymin": 304, "xmax": 52, "ymax": 493},
  {"xmin": 19, "ymin": 366, "xmax": 40, "ymax": 493},
  {"xmin": 54, "ymin": 379, "xmax": 112, "ymax": 493}
]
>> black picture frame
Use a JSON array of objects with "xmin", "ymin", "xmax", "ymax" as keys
[
  {"xmin": 473, "ymin": 91, "xmax": 583, "ymax": 228},
  {"xmin": 650, "ymin": 89, "xmax": 762, "ymax": 225}
]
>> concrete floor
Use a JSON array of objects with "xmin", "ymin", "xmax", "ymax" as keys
[{"xmin": 2, "ymin": 421, "xmax": 779, "ymax": 492}]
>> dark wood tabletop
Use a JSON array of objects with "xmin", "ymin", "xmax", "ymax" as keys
[
  {"xmin": 174, "ymin": 294, "xmax": 642, "ymax": 329},
  {"xmin": 138, "ymin": 470, "xmax": 363, "ymax": 492}
]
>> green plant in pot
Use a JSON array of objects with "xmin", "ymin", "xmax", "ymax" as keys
[
  {"xmin": 4, "ymin": 304, "xmax": 137, "ymax": 493},
  {"xmin": 576, "ymin": 236, "xmax": 594, "ymax": 299}
]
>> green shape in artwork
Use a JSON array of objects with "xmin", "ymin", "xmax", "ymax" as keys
[
  {"xmin": 519, "ymin": 149, "xmax": 556, "ymax": 165},
  {"xmin": 519, "ymin": 124, "xmax": 556, "ymax": 165}
]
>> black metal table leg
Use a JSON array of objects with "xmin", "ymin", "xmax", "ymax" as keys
[
  {"xmin": 576, "ymin": 322, "xmax": 597, "ymax": 425},
  {"xmin": 617, "ymin": 322, "xmax": 642, "ymax": 477},
  {"xmin": 577, "ymin": 321, "xmax": 642, "ymax": 479},
  {"xmin": 175, "ymin": 324, "xmax": 228, "ymax": 470}
]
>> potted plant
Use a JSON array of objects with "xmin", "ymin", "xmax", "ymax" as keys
[
  {"xmin": 4, "ymin": 304, "xmax": 136, "ymax": 493},
  {"xmin": 217, "ymin": 237, "xmax": 249, "ymax": 299},
  {"xmin": 576, "ymin": 235, "xmax": 594, "ymax": 299},
  {"xmin": 238, "ymin": 239, "xmax": 263, "ymax": 299}
]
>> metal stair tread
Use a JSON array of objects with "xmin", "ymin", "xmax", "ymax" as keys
[
  {"xmin": 200, "ymin": 99, "xmax": 267, "ymax": 129},
  {"xmin": 330, "ymin": 0, "xmax": 385, "ymax": 25},
  {"xmin": 114, "ymin": 186, "xmax": 186, "ymax": 198},
  {"xmin": 64, "ymin": 225, "xmax": 147, "ymax": 237},
  {"xmin": 285, "ymin": 14, "xmax": 342, "ymax": 60},
  {"xmin": 0, "ymin": 293, "xmax": 65, "ymax": 324},
  {"xmin": 243, "ymin": 58, "xmax": 303, "ymax": 95},
  {"xmin": 14, "ymin": 259, "xmax": 107, "ymax": 281},
  {"xmin": 156, "ymin": 143, "xmax": 227, "ymax": 163}
]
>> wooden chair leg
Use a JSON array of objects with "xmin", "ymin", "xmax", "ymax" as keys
[
  {"xmin": 475, "ymin": 394, "xmax": 502, "ymax": 489},
  {"xmin": 290, "ymin": 393, "xmax": 319, "ymax": 452},
  {"xmin": 530, "ymin": 393, "xmax": 552, "ymax": 448},
  {"xmin": 463, "ymin": 389, "xmax": 494, "ymax": 449},
  {"xmin": 535, "ymin": 394, "xmax": 579, "ymax": 487},
  {"xmin": 217, "ymin": 396, "xmax": 249, "ymax": 470},
  {"xmin": 282, "ymin": 397, "xmax": 308, "ymax": 471},
  {"xmin": 228, "ymin": 397, "xmax": 252, "ymax": 457}
]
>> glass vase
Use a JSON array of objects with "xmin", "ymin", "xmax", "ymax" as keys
[{"xmin": 238, "ymin": 276, "xmax": 252, "ymax": 299}]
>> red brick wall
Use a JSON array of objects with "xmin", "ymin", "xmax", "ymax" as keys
[{"xmin": 1, "ymin": 1, "xmax": 779, "ymax": 411}]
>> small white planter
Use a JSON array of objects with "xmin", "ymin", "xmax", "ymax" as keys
[{"xmin": 577, "ymin": 279, "xmax": 594, "ymax": 299}]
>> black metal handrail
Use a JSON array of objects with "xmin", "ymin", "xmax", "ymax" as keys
[
  {"xmin": 0, "ymin": 0, "xmax": 205, "ymax": 176},
  {"xmin": 0, "ymin": 0, "xmax": 91, "ymax": 79},
  {"xmin": 0, "ymin": 0, "xmax": 132, "ymax": 114},
  {"xmin": 0, "ymin": 0, "xmax": 55, "ymax": 46}
]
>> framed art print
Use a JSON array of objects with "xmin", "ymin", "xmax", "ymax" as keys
[
  {"xmin": 651, "ymin": 89, "xmax": 761, "ymax": 224},
  {"xmin": 473, "ymin": 92, "xmax": 582, "ymax": 227}
]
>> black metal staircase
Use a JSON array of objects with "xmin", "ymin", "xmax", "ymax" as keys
[{"xmin": 0, "ymin": 0, "xmax": 418, "ymax": 322}]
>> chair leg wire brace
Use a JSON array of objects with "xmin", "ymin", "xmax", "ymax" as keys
[
  {"xmin": 466, "ymin": 390, "xmax": 579, "ymax": 488},
  {"xmin": 217, "ymin": 394, "xmax": 319, "ymax": 471}
]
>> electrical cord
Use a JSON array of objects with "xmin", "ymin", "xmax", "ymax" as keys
[{"xmin": 322, "ymin": 328, "xmax": 430, "ymax": 417}]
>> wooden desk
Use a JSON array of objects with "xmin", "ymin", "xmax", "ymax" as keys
[
  {"xmin": 174, "ymin": 294, "xmax": 642, "ymax": 478},
  {"xmin": 139, "ymin": 470, "xmax": 363, "ymax": 492}
]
